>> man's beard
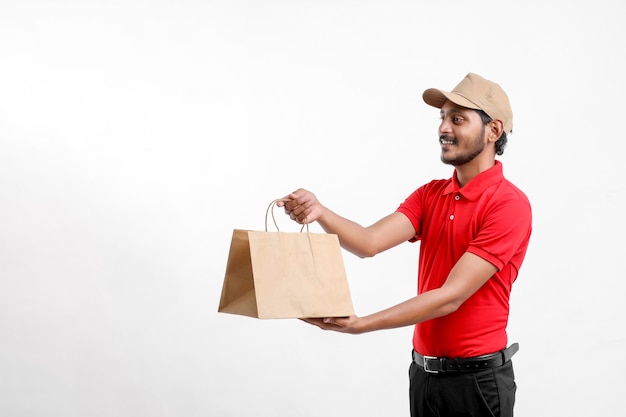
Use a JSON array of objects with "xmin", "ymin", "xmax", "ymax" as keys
[{"xmin": 440, "ymin": 126, "xmax": 486, "ymax": 166}]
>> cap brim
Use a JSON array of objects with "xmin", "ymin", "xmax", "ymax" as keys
[{"xmin": 422, "ymin": 88, "xmax": 481, "ymax": 111}]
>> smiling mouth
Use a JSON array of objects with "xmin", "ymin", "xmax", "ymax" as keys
[{"xmin": 439, "ymin": 136, "xmax": 457, "ymax": 146}]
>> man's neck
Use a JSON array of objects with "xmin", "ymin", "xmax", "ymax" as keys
[{"xmin": 455, "ymin": 159, "xmax": 496, "ymax": 188}]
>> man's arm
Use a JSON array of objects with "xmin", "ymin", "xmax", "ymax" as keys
[
  {"xmin": 302, "ymin": 252, "xmax": 498, "ymax": 333},
  {"xmin": 278, "ymin": 188, "xmax": 416, "ymax": 258}
]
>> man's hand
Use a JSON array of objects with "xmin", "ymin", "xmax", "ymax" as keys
[
  {"xmin": 276, "ymin": 189, "xmax": 324, "ymax": 224},
  {"xmin": 300, "ymin": 316, "xmax": 365, "ymax": 334}
]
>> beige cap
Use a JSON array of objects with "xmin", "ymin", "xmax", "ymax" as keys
[{"xmin": 423, "ymin": 73, "xmax": 513, "ymax": 134}]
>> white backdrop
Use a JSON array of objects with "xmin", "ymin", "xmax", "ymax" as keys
[{"xmin": 1, "ymin": 1, "xmax": 624, "ymax": 416}]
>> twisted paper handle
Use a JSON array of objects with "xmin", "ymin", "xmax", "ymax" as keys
[
  {"xmin": 265, "ymin": 199, "xmax": 308, "ymax": 232},
  {"xmin": 265, "ymin": 199, "xmax": 317, "ymax": 268}
]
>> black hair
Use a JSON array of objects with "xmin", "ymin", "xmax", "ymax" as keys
[{"xmin": 476, "ymin": 110, "xmax": 508, "ymax": 156}]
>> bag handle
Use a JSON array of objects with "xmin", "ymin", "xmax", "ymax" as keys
[
  {"xmin": 265, "ymin": 199, "xmax": 308, "ymax": 232},
  {"xmin": 266, "ymin": 199, "xmax": 316, "ymax": 263}
]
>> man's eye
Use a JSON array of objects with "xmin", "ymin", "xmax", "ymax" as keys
[{"xmin": 452, "ymin": 117, "xmax": 462, "ymax": 123}]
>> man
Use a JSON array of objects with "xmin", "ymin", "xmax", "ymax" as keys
[{"xmin": 278, "ymin": 73, "xmax": 531, "ymax": 417}]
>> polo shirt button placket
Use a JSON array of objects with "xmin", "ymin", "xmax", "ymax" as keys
[{"xmin": 449, "ymin": 194, "xmax": 461, "ymax": 220}]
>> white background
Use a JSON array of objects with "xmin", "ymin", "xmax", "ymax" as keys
[{"xmin": 1, "ymin": 1, "xmax": 624, "ymax": 416}]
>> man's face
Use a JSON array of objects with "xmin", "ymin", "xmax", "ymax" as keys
[{"xmin": 438, "ymin": 101, "xmax": 487, "ymax": 166}]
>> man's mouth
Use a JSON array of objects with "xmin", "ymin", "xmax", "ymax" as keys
[{"xmin": 440, "ymin": 135, "xmax": 456, "ymax": 145}]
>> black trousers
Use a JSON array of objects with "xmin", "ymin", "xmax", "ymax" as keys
[{"xmin": 409, "ymin": 359, "xmax": 516, "ymax": 417}]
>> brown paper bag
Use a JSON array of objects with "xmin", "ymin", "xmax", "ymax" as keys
[{"xmin": 218, "ymin": 200, "xmax": 354, "ymax": 319}]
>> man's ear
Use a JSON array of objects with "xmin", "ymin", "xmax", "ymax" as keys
[{"xmin": 488, "ymin": 120, "xmax": 504, "ymax": 142}]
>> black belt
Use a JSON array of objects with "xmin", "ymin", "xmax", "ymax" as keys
[{"xmin": 412, "ymin": 343, "xmax": 519, "ymax": 374}]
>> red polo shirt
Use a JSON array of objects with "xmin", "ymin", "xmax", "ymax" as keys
[{"xmin": 397, "ymin": 161, "xmax": 532, "ymax": 358}]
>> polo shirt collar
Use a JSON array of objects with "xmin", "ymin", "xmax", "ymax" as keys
[{"xmin": 443, "ymin": 160, "xmax": 504, "ymax": 201}]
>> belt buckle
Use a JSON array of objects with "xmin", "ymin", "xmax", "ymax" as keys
[{"xmin": 422, "ymin": 355, "xmax": 440, "ymax": 374}]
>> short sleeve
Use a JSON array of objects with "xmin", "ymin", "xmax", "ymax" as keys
[{"xmin": 467, "ymin": 195, "xmax": 532, "ymax": 271}]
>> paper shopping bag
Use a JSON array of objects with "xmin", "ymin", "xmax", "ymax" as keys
[{"xmin": 218, "ymin": 200, "xmax": 354, "ymax": 319}]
